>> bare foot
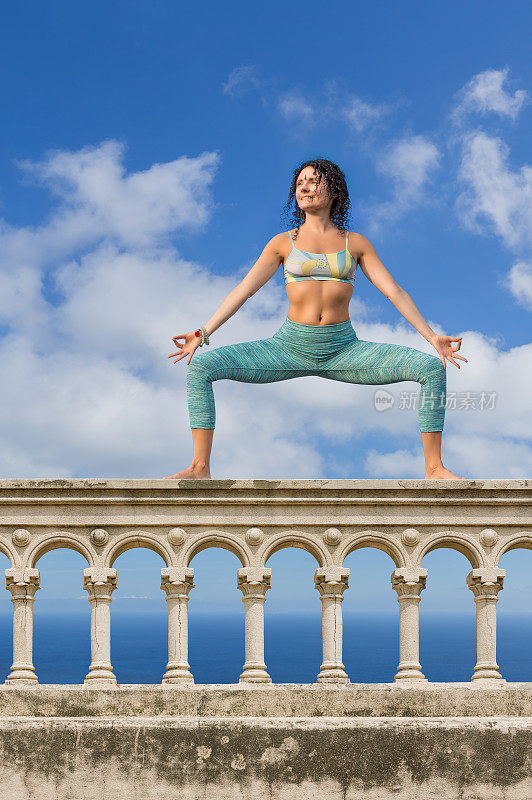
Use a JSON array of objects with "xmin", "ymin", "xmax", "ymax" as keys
[
  {"xmin": 425, "ymin": 465, "xmax": 465, "ymax": 479},
  {"xmin": 163, "ymin": 463, "xmax": 211, "ymax": 479}
]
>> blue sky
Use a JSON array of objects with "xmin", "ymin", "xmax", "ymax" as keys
[{"xmin": 0, "ymin": 1, "xmax": 531, "ymax": 635}]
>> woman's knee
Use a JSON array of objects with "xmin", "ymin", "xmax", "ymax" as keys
[
  {"xmin": 427, "ymin": 354, "xmax": 445, "ymax": 373},
  {"xmin": 187, "ymin": 352, "xmax": 214, "ymax": 383},
  {"xmin": 417, "ymin": 353, "xmax": 445, "ymax": 378},
  {"xmin": 420, "ymin": 356, "xmax": 447, "ymax": 400}
]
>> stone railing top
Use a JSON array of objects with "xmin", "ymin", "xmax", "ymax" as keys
[
  {"xmin": 0, "ymin": 478, "xmax": 530, "ymax": 574},
  {"xmin": 0, "ymin": 478, "xmax": 530, "ymax": 491},
  {"xmin": 0, "ymin": 478, "xmax": 530, "ymax": 513}
]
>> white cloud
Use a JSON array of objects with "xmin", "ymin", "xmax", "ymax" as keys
[
  {"xmin": 277, "ymin": 91, "xmax": 315, "ymax": 125},
  {"xmin": 365, "ymin": 447, "xmax": 424, "ymax": 478},
  {"xmin": 277, "ymin": 89, "xmax": 391, "ymax": 137},
  {"xmin": 452, "ymin": 67, "xmax": 529, "ymax": 122},
  {"xmin": 452, "ymin": 68, "xmax": 532, "ymax": 312},
  {"xmin": 342, "ymin": 96, "xmax": 390, "ymax": 133},
  {"xmin": 456, "ymin": 130, "xmax": 532, "ymax": 251},
  {"xmin": 224, "ymin": 72, "xmax": 392, "ymax": 140},
  {"xmin": 378, "ymin": 135, "xmax": 441, "ymax": 199},
  {"xmin": 115, "ymin": 595, "xmax": 151, "ymax": 600},
  {"xmin": 363, "ymin": 135, "xmax": 441, "ymax": 233},
  {"xmin": 222, "ymin": 65, "xmax": 262, "ymax": 98},
  {"xmin": 0, "ymin": 139, "xmax": 529, "ymax": 482},
  {"xmin": 15, "ymin": 140, "xmax": 220, "ymax": 250},
  {"xmin": 370, "ymin": 434, "xmax": 532, "ymax": 480},
  {"xmin": 503, "ymin": 261, "xmax": 532, "ymax": 310}
]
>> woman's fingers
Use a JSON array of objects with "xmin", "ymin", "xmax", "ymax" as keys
[
  {"xmin": 446, "ymin": 355, "xmax": 461, "ymax": 368},
  {"xmin": 172, "ymin": 335, "xmax": 187, "ymax": 346},
  {"xmin": 167, "ymin": 330, "xmax": 199, "ymax": 362},
  {"xmin": 446, "ymin": 353, "xmax": 468, "ymax": 368},
  {"xmin": 167, "ymin": 342, "xmax": 200, "ymax": 363},
  {"xmin": 432, "ymin": 336, "xmax": 466, "ymax": 369}
]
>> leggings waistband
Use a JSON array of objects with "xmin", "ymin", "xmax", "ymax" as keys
[
  {"xmin": 275, "ymin": 316, "xmax": 356, "ymax": 336},
  {"xmin": 273, "ymin": 316, "xmax": 358, "ymax": 357}
]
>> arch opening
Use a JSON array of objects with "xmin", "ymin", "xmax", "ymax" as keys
[
  {"xmin": 263, "ymin": 534, "xmax": 326, "ymax": 568},
  {"xmin": 111, "ymin": 547, "xmax": 167, "ymax": 684},
  {"xmin": 496, "ymin": 548, "xmax": 532, "ymax": 682},
  {"xmin": 265, "ymin": 547, "xmax": 322, "ymax": 683},
  {"xmin": 108, "ymin": 534, "xmax": 171, "ymax": 569},
  {"xmin": 340, "ymin": 536, "xmax": 404, "ymax": 569},
  {"xmin": 188, "ymin": 547, "xmax": 244, "ymax": 684},
  {"xmin": 33, "ymin": 548, "xmax": 91, "ymax": 684},
  {"xmin": 419, "ymin": 548, "xmax": 476, "ymax": 682},
  {"xmin": 342, "ymin": 547, "xmax": 399, "ymax": 683},
  {"xmin": 186, "ymin": 538, "xmax": 248, "ymax": 568},
  {"xmin": 0, "ymin": 550, "xmax": 13, "ymax": 681},
  {"xmin": 31, "ymin": 536, "xmax": 92, "ymax": 569},
  {"xmin": 420, "ymin": 537, "xmax": 482, "ymax": 569}
]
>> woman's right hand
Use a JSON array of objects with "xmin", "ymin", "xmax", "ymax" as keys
[{"xmin": 167, "ymin": 331, "xmax": 201, "ymax": 365}]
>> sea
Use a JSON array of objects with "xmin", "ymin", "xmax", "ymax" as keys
[{"xmin": 1, "ymin": 612, "xmax": 531, "ymax": 684}]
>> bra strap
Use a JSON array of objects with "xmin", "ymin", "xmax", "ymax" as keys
[
  {"xmin": 345, "ymin": 230, "xmax": 349, "ymax": 249},
  {"xmin": 288, "ymin": 230, "xmax": 294, "ymax": 245}
]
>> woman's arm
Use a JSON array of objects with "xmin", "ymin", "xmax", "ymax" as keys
[
  {"xmin": 168, "ymin": 236, "xmax": 283, "ymax": 365},
  {"xmin": 202, "ymin": 235, "xmax": 283, "ymax": 337},
  {"xmin": 356, "ymin": 234, "xmax": 436, "ymax": 343},
  {"xmin": 356, "ymin": 234, "xmax": 467, "ymax": 369}
]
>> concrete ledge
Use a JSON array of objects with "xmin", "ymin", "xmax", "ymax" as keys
[
  {"xmin": 0, "ymin": 715, "xmax": 532, "ymax": 799},
  {"xmin": 3, "ymin": 683, "xmax": 532, "ymax": 717}
]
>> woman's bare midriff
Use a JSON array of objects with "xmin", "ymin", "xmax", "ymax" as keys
[{"xmin": 285, "ymin": 280, "xmax": 354, "ymax": 326}]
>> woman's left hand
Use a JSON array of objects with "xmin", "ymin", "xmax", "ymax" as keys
[{"xmin": 429, "ymin": 334, "xmax": 468, "ymax": 369}]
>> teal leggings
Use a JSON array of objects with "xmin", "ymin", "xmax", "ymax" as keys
[{"xmin": 187, "ymin": 317, "xmax": 446, "ymax": 432}]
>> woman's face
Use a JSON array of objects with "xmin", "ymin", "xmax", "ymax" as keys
[{"xmin": 295, "ymin": 167, "xmax": 334, "ymax": 212}]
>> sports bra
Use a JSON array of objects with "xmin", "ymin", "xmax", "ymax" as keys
[{"xmin": 283, "ymin": 229, "xmax": 357, "ymax": 286}]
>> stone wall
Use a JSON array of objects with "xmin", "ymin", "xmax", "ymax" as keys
[{"xmin": 1, "ymin": 686, "xmax": 532, "ymax": 799}]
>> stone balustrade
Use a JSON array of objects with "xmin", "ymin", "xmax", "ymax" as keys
[{"xmin": 0, "ymin": 478, "xmax": 530, "ymax": 687}]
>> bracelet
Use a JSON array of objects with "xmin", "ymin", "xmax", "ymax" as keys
[{"xmin": 194, "ymin": 326, "xmax": 210, "ymax": 346}]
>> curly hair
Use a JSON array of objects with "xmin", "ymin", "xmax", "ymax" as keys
[{"xmin": 280, "ymin": 158, "xmax": 352, "ymax": 238}]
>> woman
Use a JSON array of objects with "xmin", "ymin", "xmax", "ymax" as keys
[{"xmin": 165, "ymin": 158, "xmax": 467, "ymax": 480}]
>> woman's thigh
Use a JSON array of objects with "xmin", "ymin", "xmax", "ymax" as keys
[
  {"xmin": 318, "ymin": 336, "xmax": 447, "ymax": 432},
  {"xmin": 186, "ymin": 335, "xmax": 318, "ymax": 429},
  {"xmin": 319, "ymin": 337, "xmax": 443, "ymax": 385},
  {"xmin": 188, "ymin": 335, "xmax": 317, "ymax": 385}
]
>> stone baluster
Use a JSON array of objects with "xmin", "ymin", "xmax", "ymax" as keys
[
  {"xmin": 391, "ymin": 567, "xmax": 428, "ymax": 683},
  {"xmin": 467, "ymin": 567, "xmax": 506, "ymax": 683},
  {"xmin": 238, "ymin": 567, "xmax": 272, "ymax": 683},
  {"xmin": 5, "ymin": 567, "xmax": 40, "ymax": 684},
  {"xmin": 83, "ymin": 567, "xmax": 117, "ymax": 685},
  {"xmin": 161, "ymin": 567, "xmax": 195, "ymax": 684},
  {"xmin": 315, "ymin": 567, "xmax": 350, "ymax": 683}
]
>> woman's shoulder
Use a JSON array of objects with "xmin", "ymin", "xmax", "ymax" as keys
[
  {"xmin": 345, "ymin": 230, "xmax": 368, "ymax": 244},
  {"xmin": 270, "ymin": 230, "xmax": 293, "ymax": 245}
]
